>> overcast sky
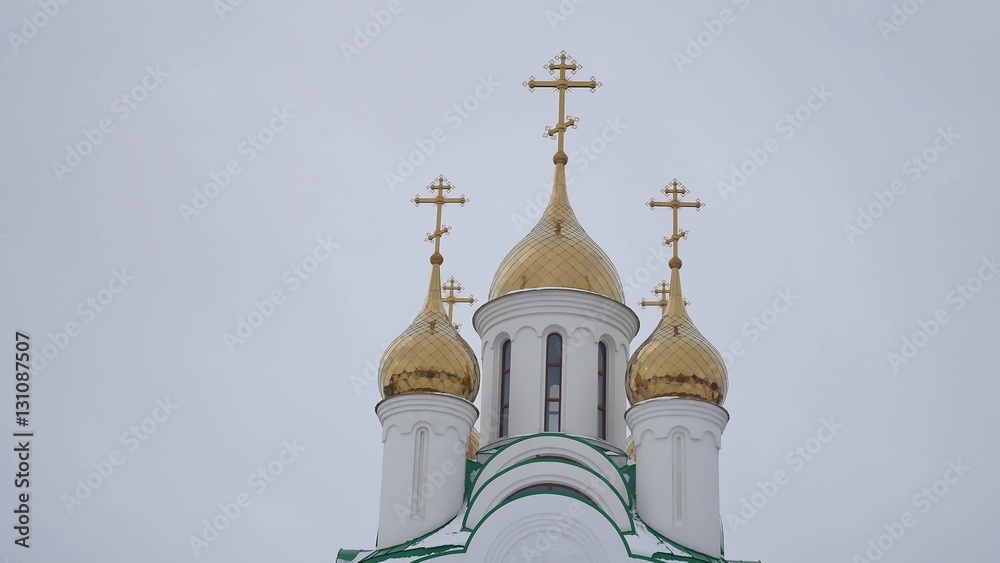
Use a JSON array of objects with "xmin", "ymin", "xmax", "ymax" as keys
[{"xmin": 1, "ymin": 1, "xmax": 998, "ymax": 562}]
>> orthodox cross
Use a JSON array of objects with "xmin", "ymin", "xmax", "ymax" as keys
[
  {"xmin": 413, "ymin": 176, "xmax": 468, "ymax": 255},
  {"xmin": 524, "ymin": 51, "xmax": 601, "ymax": 155},
  {"xmin": 442, "ymin": 277, "xmax": 475, "ymax": 329},
  {"xmin": 639, "ymin": 281, "xmax": 670, "ymax": 316},
  {"xmin": 648, "ymin": 178, "xmax": 703, "ymax": 261}
]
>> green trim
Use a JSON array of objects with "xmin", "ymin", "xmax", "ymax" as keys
[
  {"xmin": 468, "ymin": 433, "xmax": 630, "ymax": 499},
  {"xmin": 464, "ymin": 457, "xmax": 633, "ymax": 531},
  {"xmin": 463, "ymin": 487, "xmax": 629, "ymax": 550},
  {"xmin": 623, "ymin": 463, "xmax": 636, "ymax": 501},
  {"xmin": 464, "ymin": 457, "xmax": 482, "ymax": 500},
  {"xmin": 348, "ymin": 496, "xmax": 732, "ymax": 563},
  {"xmin": 336, "ymin": 548, "xmax": 364, "ymax": 562},
  {"xmin": 344, "ymin": 433, "xmax": 739, "ymax": 563}
]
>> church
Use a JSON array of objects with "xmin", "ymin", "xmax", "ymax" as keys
[{"xmin": 338, "ymin": 52, "xmax": 760, "ymax": 563}]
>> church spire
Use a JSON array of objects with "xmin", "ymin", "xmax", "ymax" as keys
[
  {"xmin": 525, "ymin": 51, "xmax": 601, "ymax": 203},
  {"xmin": 647, "ymin": 178, "xmax": 703, "ymax": 318},
  {"xmin": 626, "ymin": 177, "xmax": 726, "ymax": 406},
  {"xmin": 376, "ymin": 175, "xmax": 479, "ymax": 402},
  {"xmin": 489, "ymin": 52, "xmax": 624, "ymax": 303},
  {"xmin": 412, "ymin": 175, "xmax": 468, "ymax": 315}
]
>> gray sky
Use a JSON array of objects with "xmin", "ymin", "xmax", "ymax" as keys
[{"xmin": 1, "ymin": 1, "xmax": 998, "ymax": 562}]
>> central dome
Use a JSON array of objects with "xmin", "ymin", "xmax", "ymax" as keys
[{"xmin": 489, "ymin": 178, "xmax": 624, "ymax": 303}]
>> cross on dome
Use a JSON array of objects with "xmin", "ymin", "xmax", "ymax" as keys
[
  {"xmin": 413, "ymin": 175, "xmax": 468, "ymax": 257},
  {"xmin": 524, "ymin": 51, "xmax": 601, "ymax": 161},
  {"xmin": 442, "ymin": 276, "xmax": 475, "ymax": 330},
  {"xmin": 639, "ymin": 281, "xmax": 670, "ymax": 316},
  {"xmin": 647, "ymin": 178, "xmax": 703, "ymax": 267}
]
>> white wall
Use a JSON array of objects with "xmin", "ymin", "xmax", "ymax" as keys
[
  {"xmin": 473, "ymin": 288, "xmax": 639, "ymax": 448},
  {"xmin": 375, "ymin": 393, "xmax": 478, "ymax": 548},
  {"xmin": 626, "ymin": 397, "xmax": 729, "ymax": 558}
]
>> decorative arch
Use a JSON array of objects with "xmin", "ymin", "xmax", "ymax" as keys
[
  {"xmin": 471, "ymin": 434, "xmax": 629, "ymax": 503},
  {"xmin": 464, "ymin": 493, "xmax": 628, "ymax": 563},
  {"xmin": 465, "ymin": 459, "xmax": 633, "ymax": 532}
]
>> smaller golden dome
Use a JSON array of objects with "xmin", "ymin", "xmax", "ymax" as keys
[
  {"xmin": 626, "ymin": 268, "xmax": 727, "ymax": 406},
  {"xmin": 379, "ymin": 261, "xmax": 480, "ymax": 402},
  {"xmin": 467, "ymin": 428, "xmax": 480, "ymax": 459},
  {"xmin": 625, "ymin": 435, "xmax": 635, "ymax": 461}
]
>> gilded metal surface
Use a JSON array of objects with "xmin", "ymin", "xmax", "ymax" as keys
[
  {"xmin": 467, "ymin": 428, "xmax": 480, "ymax": 459},
  {"xmin": 523, "ymin": 51, "xmax": 601, "ymax": 156},
  {"xmin": 413, "ymin": 176, "xmax": 467, "ymax": 255},
  {"xmin": 647, "ymin": 179, "xmax": 703, "ymax": 260},
  {"xmin": 626, "ymin": 308, "xmax": 727, "ymax": 405},
  {"xmin": 625, "ymin": 435, "xmax": 635, "ymax": 461},
  {"xmin": 488, "ymin": 180, "xmax": 625, "ymax": 303},
  {"xmin": 379, "ymin": 265, "xmax": 481, "ymax": 401},
  {"xmin": 627, "ymin": 179, "xmax": 726, "ymax": 405},
  {"xmin": 380, "ymin": 177, "xmax": 480, "ymax": 401},
  {"xmin": 489, "ymin": 52, "xmax": 624, "ymax": 304},
  {"xmin": 626, "ymin": 270, "xmax": 727, "ymax": 406},
  {"xmin": 639, "ymin": 281, "xmax": 670, "ymax": 316},
  {"xmin": 442, "ymin": 276, "xmax": 475, "ymax": 330}
]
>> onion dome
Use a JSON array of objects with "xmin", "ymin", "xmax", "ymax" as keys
[
  {"xmin": 489, "ymin": 156, "xmax": 624, "ymax": 303},
  {"xmin": 626, "ymin": 261, "xmax": 727, "ymax": 406},
  {"xmin": 467, "ymin": 428, "xmax": 480, "ymax": 459},
  {"xmin": 379, "ymin": 252, "xmax": 480, "ymax": 401}
]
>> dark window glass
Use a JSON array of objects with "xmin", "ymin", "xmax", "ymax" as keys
[
  {"xmin": 544, "ymin": 334, "xmax": 562, "ymax": 432},
  {"xmin": 598, "ymin": 342, "xmax": 607, "ymax": 439},
  {"xmin": 499, "ymin": 340, "xmax": 511, "ymax": 438},
  {"xmin": 505, "ymin": 483, "xmax": 595, "ymax": 506}
]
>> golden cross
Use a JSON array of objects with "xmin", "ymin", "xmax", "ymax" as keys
[
  {"xmin": 442, "ymin": 276, "xmax": 476, "ymax": 329},
  {"xmin": 524, "ymin": 51, "xmax": 601, "ymax": 155},
  {"xmin": 413, "ymin": 176, "xmax": 468, "ymax": 254},
  {"xmin": 648, "ymin": 178, "xmax": 703, "ymax": 261},
  {"xmin": 639, "ymin": 281, "xmax": 670, "ymax": 316}
]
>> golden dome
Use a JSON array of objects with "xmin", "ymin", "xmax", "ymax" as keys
[
  {"xmin": 625, "ymin": 434, "xmax": 635, "ymax": 461},
  {"xmin": 489, "ymin": 164, "xmax": 624, "ymax": 303},
  {"xmin": 379, "ymin": 256, "xmax": 480, "ymax": 401},
  {"xmin": 467, "ymin": 428, "xmax": 480, "ymax": 459},
  {"xmin": 626, "ymin": 266, "xmax": 728, "ymax": 406}
]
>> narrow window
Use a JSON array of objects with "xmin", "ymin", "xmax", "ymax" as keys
[
  {"xmin": 597, "ymin": 342, "xmax": 608, "ymax": 439},
  {"xmin": 544, "ymin": 334, "xmax": 562, "ymax": 432},
  {"xmin": 499, "ymin": 340, "xmax": 511, "ymax": 438},
  {"xmin": 506, "ymin": 483, "xmax": 594, "ymax": 505},
  {"xmin": 673, "ymin": 433, "xmax": 686, "ymax": 525},
  {"xmin": 411, "ymin": 427, "xmax": 428, "ymax": 520}
]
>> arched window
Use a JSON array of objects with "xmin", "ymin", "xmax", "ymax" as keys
[
  {"xmin": 544, "ymin": 333, "xmax": 562, "ymax": 432},
  {"xmin": 499, "ymin": 340, "xmax": 511, "ymax": 438},
  {"xmin": 411, "ymin": 427, "xmax": 428, "ymax": 520},
  {"xmin": 597, "ymin": 342, "xmax": 608, "ymax": 439},
  {"xmin": 505, "ymin": 483, "xmax": 595, "ymax": 505}
]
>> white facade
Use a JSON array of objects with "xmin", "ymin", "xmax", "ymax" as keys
[
  {"xmin": 374, "ymin": 393, "xmax": 478, "ymax": 548},
  {"xmin": 340, "ymin": 433, "xmax": 727, "ymax": 562},
  {"xmin": 625, "ymin": 396, "xmax": 730, "ymax": 558},
  {"xmin": 472, "ymin": 288, "xmax": 639, "ymax": 448}
]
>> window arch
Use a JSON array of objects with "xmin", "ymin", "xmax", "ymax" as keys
[
  {"xmin": 411, "ymin": 426, "xmax": 429, "ymax": 520},
  {"xmin": 544, "ymin": 333, "xmax": 562, "ymax": 432},
  {"xmin": 597, "ymin": 341, "xmax": 608, "ymax": 440},
  {"xmin": 499, "ymin": 340, "xmax": 511, "ymax": 438},
  {"xmin": 504, "ymin": 483, "xmax": 595, "ymax": 506}
]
